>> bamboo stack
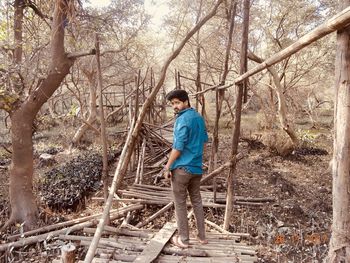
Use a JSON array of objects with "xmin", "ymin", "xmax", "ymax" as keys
[{"xmin": 117, "ymin": 184, "xmax": 275, "ymax": 208}]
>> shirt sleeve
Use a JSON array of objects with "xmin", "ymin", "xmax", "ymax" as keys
[{"xmin": 173, "ymin": 121, "xmax": 188, "ymax": 151}]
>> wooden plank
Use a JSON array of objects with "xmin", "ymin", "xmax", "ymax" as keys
[
  {"xmin": 156, "ymin": 255, "xmax": 240, "ymax": 262},
  {"xmin": 133, "ymin": 222, "xmax": 177, "ymax": 263}
]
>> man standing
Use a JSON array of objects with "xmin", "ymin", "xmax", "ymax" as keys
[{"xmin": 164, "ymin": 89, "xmax": 208, "ymax": 248}]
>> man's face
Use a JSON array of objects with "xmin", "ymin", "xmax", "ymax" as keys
[{"xmin": 170, "ymin": 98, "xmax": 188, "ymax": 113}]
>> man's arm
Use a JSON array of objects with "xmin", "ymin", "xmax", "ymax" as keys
[{"xmin": 164, "ymin": 149, "xmax": 181, "ymax": 179}]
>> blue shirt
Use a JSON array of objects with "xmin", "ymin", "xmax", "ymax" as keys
[{"xmin": 170, "ymin": 107, "xmax": 208, "ymax": 174}]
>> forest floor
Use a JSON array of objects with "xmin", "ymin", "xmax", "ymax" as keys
[{"xmin": 0, "ymin": 116, "xmax": 333, "ymax": 263}]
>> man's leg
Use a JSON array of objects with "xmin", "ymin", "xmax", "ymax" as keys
[
  {"xmin": 188, "ymin": 174, "xmax": 206, "ymax": 241},
  {"xmin": 171, "ymin": 168, "xmax": 190, "ymax": 245}
]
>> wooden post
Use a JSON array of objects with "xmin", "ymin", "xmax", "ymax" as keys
[
  {"xmin": 133, "ymin": 72, "xmax": 140, "ymax": 170},
  {"xmin": 223, "ymin": 0, "xmax": 249, "ymax": 230},
  {"xmin": 149, "ymin": 68, "xmax": 153, "ymax": 123},
  {"xmin": 128, "ymin": 99, "xmax": 134, "ymax": 172},
  {"xmin": 122, "ymin": 80, "xmax": 126, "ymax": 122},
  {"xmin": 162, "ymin": 86, "xmax": 167, "ymax": 122},
  {"xmin": 61, "ymin": 243, "xmax": 76, "ymax": 263},
  {"xmin": 177, "ymin": 70, "xmax": 181, "ymax": 89},
  {"xmin": 174, "ymin": 69, "xmax": 178, "ymax": 89},
  {"xmin": 95, "ymin": 34, "xmax": 109, "ymax": 212},
  {"xmin": 327, "ymin": 1, "xmax": 350, "ymax": 261},
  {"xmin": 194, "ymin": 0, "xmax": 203, "ymax": 112},
  {"xmin": 139, "ymin": 138, "xmax": 146, "ymax": 184}
]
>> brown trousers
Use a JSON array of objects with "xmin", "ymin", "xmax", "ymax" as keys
[{"xmin": 171, "ymin": 168, "xmax": 206, "ymax": 245}]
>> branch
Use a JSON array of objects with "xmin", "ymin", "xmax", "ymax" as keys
[
  {"xmin": 67, "ymin": 49, "xmax": 96, "ymax": 59},
  {"xmin": 26, "ymin": 0, "xmax": 51, "ymax": 28}
]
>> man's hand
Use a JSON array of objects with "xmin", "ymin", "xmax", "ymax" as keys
[{"xmin": 163, "ymin": 168, "xmax": 172, "ymax": 180}]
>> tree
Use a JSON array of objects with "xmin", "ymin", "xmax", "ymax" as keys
[
  {"xmin": 0, "ymin": 0, "xmax": 89, "ymax": 230},
  {"xmin": 68, "ymin": 1, "xmax": 149, "ymax": 145},
  {"xmin": 327, "ymin": 0, "xmax": 350, "ymax": 261},
  {"xmin": 224, "ymin": 0, "xmax": 250, "ymax": 230}
]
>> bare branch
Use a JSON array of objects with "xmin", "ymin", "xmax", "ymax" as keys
[
  {"xmin": 67, "ymin": 49, "xmax": 96, "ymax": 59},
  {"xmin": 25, "ymin": 0, "xmax": 51, "ymax": 28}
]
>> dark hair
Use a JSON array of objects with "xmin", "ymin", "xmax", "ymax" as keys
[{"xmin": 166, "ymin": 89, "xmax": 190, "ymax": 106}]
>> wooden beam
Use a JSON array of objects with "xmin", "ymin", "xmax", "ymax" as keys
[
  {"xmin": 195, "ymin": 6, "xmax": 350, "ymax": 96},
  {"xmin": 133, "ymin": 222, "xmax": 177, "ymax": 263}
]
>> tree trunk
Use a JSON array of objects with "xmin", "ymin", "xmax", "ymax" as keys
[
  {"xmin": 327, "ymin": 1, "xmax": 350, "ymax": 261},
  {"xmin": 194, "ymin": 0, "xmax": 206, "ymax": 119},
  {"xmin": 71, "ymin": 59, "xmax": 97, "ymax": 146},
  {"xmin": 209, "ymin": 1, "xmax": 236, "ymax": 172},
  {"xmin": 8, "ymin": 109, "xmax": 37, "ymax": 228},
  {"xmin": 95, "ymin": 34, "xmax": 109, "ymax": 205},
  {"xmin": 5, "ymin": 0, "xmax": 75, "ymax": 230},
  {"xmin": 223, "ymin": 0, "xmax": 249, "ymax": 230},
  {"xmin": 247, "ymin": 51, "xmax": 298, "ymax": 146}
]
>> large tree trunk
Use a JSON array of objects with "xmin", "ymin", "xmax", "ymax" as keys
[
  {"xmin": 5, "ymin": 0, "xmax": 75, "ymax": 230},
  {"xmin": 327, "ymin": 1, "xmax": 350, "ymax": 261},
  {"xmin": 8, "ymin": 109, "xmax": 37, "ymax": 227}
]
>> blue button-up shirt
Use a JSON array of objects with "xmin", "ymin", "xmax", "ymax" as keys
[{"xmin": 170, "ymin": 107, "xmax": 208, "ymax": 174}]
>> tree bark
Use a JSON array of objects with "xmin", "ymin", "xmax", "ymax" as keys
[
  {"xmin": 5, "ymin": 0, "xmax": 75, "ymax": 230},
  {"xmin": 327, "ymin": 1, "xmax": 350, "ymax": 261},
  {"xmin": 223, "ymin": 0, "xmax": 249, "ymax": 230},
  {"xmin": 13, "ymin": 0, "xmax": 24, "ymax": 65}
]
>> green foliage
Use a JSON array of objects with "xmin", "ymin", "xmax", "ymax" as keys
[{"xmin": 67, "ymin": 103, "xmax": 80, "ymax": 117}]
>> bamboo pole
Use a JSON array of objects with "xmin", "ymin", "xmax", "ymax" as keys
[
  {"xmin": 0, "ymin": 204, "xmax": 143, "ymax": 252},
  {"xmin": 135, "ymin": 202, "xmax": 174, "ymax": 228},
  {"xmin": 139, "ymin": 138, "xmax": 146, "ymax": 184},
  {"xmin": 195, "ymin": 6, "xmax": 350, "ymax": 96},
  {"xmin": 8, "ymin": 206, "xmax": 136, "ymax": 241}
]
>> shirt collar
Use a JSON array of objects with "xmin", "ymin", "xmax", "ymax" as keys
[{"xmin": 177, "ymin": 107, "xmax": 192, "ymax": 116}]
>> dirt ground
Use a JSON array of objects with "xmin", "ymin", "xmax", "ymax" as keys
[{"xmin": 0, "ymin": 118, "xmax": 333, "ymax": 262}]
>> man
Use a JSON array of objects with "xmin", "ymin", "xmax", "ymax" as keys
[{"xmin": 164, "ymin": 89, "xmax": 209, "ymax": 249}]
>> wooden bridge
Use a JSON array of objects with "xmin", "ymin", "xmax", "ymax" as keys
[{"xmin": 54, "ymin": 222, "xmax": 257, "ymax": 263}]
